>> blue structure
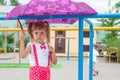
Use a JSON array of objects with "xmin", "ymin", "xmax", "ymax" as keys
[
  {"xmin": 67, "ymin": 38, "xmax": 70, "ymax": 60},
  {"xmin": 0, "ymin": 13, "xmax": 120, "ymax": 80}
]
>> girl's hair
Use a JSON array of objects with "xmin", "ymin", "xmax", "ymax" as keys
[
  {"xmin": 28, "ymin": 21, "xmax": 50, "ymax": 43},
  {"xmin": 93, "ymin": 44, "xmax": 98, "ymax": 49}
]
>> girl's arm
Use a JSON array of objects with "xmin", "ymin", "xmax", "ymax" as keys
[
  {"xmin": 19, "ymin": 31, "xmax": 31, "ymax": 58},
  {"xmin": 20, "ymin": 40, "xmax": 31, "ymax": 58},
  {"xmin": 49, "ymin": 46, "xmax": 57, "ymax": 64}
]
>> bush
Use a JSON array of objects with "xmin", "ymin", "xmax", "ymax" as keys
[
  {"xmin": 0, "ymin": 33, "xmax": 14, "ymax": 52},
  {"xmin": 0, "ymin": 35, "xmax": 5, "ymax": 47},
  {"xmin": 102, "ymin": 38, "xmax": 120, "ymax": 62},
  {"xmin": 0, "ymin": 33, "xmax": 29, "ymax": 53}
]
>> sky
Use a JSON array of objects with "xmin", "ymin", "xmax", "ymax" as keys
[{"xmin": 18, "ymin": 0, "xmax": 109, "ymax": 13}]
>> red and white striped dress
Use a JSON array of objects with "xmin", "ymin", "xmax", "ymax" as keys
[{"xmin": 28, "ymin": 42, "xmax": 51, "ymax": 80}]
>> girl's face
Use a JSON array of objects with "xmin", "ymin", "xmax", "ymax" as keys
[{"xmin": 32, "ymin": 29, "xmax": 46, "ymax": 44}]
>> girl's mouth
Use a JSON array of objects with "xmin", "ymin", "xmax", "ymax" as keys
[
  {"xmin": 36, "ymin": 38, "xmax": 42, "ymax": 41},
  {"xmin": 35, "ymin": 38, "xmax": 44, "ymax": 44}
]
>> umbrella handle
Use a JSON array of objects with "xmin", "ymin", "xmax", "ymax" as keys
[{"xmin": 17, "ymin": 19, "xmax": 25, "ymax": 35}]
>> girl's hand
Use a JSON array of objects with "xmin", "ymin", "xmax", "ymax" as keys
[
  {"xmin": 49, "ymin": 46, "xmax": 57, "ymax": 64},
  {"xmin": 49, "ymin": 46, "xmax": 54, "ymax": 54}
]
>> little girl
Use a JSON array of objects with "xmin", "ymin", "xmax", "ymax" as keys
[
  {"xmin": 19, "ymin": 21, "xmax": 57, "ymax": 80},
  {"xmin": 92, "ymin": 44, "xmax": 99, "ymax": 76}
]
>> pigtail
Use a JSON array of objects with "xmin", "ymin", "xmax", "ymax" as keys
[
  {"xmin": 44, "ymin": 21, "xmax": 50, "ymax": 43},
  {"xmin": 28, "ymin": 22, "xmax": 34, "ymax": 42}
]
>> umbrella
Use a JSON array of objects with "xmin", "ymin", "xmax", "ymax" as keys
[
  {"xmin": 6, "ymin": 0, "xmax": 97, "ymax": 30},
  {"xmin": 6, "ymin": 0, "xmax": 97, "ymax": 19}
]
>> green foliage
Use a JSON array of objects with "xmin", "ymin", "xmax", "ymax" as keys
[
  {"xmin": 0, "ymin": 28, "xmax": 28, "ymax": 53},
  {"xmin": 7, "ymin": 33, "xmax": 14, "ymax": 43},
  {"xmin": 97, "ymin": 18, "xmax": 120, "ymax": 27},
  {"xmin": 115, "ymin": 2, "xmax": 120, "ymax": 9},
  {"xmin": 102, "ymin": 38, "xmax": 120, "ymax": 49},
  {"xmin": 7, "ymin": 44, "xmax": 13, "ymax": 52},
  {"xmin": 0, "ymin": 34, "xmax": 5, "ymax": 47},
  {"xmin": 0, "ymin": 0, "xmax": 6, "ymax": 5},
  {"xmin": 97, "ymin": 11, "xmax": 120, "ymax": 62},
  {"xmin": 0, "ymin": 33, "xmax": 14, "ymax": 52},
  {"xmin": 102, "ymin": 38, "xmax": 120, "ymax": 62},
  {"xmin": 7, "ymin": 33, "xmax": 14, "ymax": 52},
  {"xmin": 0, "ymin": 0, "xmax": 19, "ymax": 6},
  {"xmin": 97, "ymin": 10, "xmax": 120, "ymax": 27},
  {"xmin": 10, "ymin": 0, "xmax": 19, "ymax": 6},
  {"xmin": 102, "ymin": 31, "xmax": 118, "ymax": 40}
]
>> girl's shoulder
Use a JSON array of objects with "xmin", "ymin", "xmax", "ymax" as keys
[
  {"xmin": 45, "ymin": 43, "xmax": 51, "ymax": 48},
  {"xmin": 44, "ymin": 42, "xmax": 49, "ymax": 45},
  {"xmin": 26, "ymin": 42, "xmax": 35, "ymax": 47},
  {"xmin": 27, "ymin": 42, "xmax": 32, "ymax": 46}
]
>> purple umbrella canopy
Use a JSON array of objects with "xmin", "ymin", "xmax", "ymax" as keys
[{"xmin": 6, "ymin": 0, "xmax": 97, "ymax": 24}]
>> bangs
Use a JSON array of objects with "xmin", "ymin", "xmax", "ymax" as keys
[{"xmin": 31, "ymin": 22, "xmax": 47, "ymax": 31}]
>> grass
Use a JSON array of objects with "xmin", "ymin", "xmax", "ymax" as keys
[
  {"xmin": 0, "ymin": 63, "xmax": 29, "ymax": 68},
  {"xmin": 0, "ymin": 63, "xmax": 62, "ymax": 68}
]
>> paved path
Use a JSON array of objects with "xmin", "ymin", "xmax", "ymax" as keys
[{"xmin": 0, "ymin": 53, "xmax": 120, "ymax": 80}]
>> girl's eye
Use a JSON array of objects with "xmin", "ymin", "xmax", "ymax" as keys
[
  {"xmin": 41, "ymin": 32, "xmax": 44, "ymax": 34},
  {"xmin": 35, "ymin": 32, "xmax": 38, "ymax": 34}
]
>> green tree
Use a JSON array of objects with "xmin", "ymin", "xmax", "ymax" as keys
[
  {"xmin": 98, "ymin": 18, "xmax": 120, "ymax": 27},
  {"xmin": 0, "ymin": 0, "xmax": 19, "ymax": 6},
  {"xmin": 0, "ymin": 33, "xmax": 14, "ymax": 53},
  {"xmin": 115, "ymin": 1, "xmax": 120, "ymax": 12},
  {"xmin": 6, "ymin": 33, "xmax": 14, "ymax": 52},
  {"xmin": 10, "ymin": 0, "xmax": 20, "ymax": 6},
  {"xmin": 0, "ymin": 34, "xmax": 5, "ymax": 48},
  {"xmin": 98, "ymin": 17, "xmax": 120, "ymax": 44},
  {"xmin": 0, "ymin": 0, "xmax": 6, "ymax": 5},
  {"xmin": 98, "ymin": 12, "xmax": 120, "ymax": 62}
]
